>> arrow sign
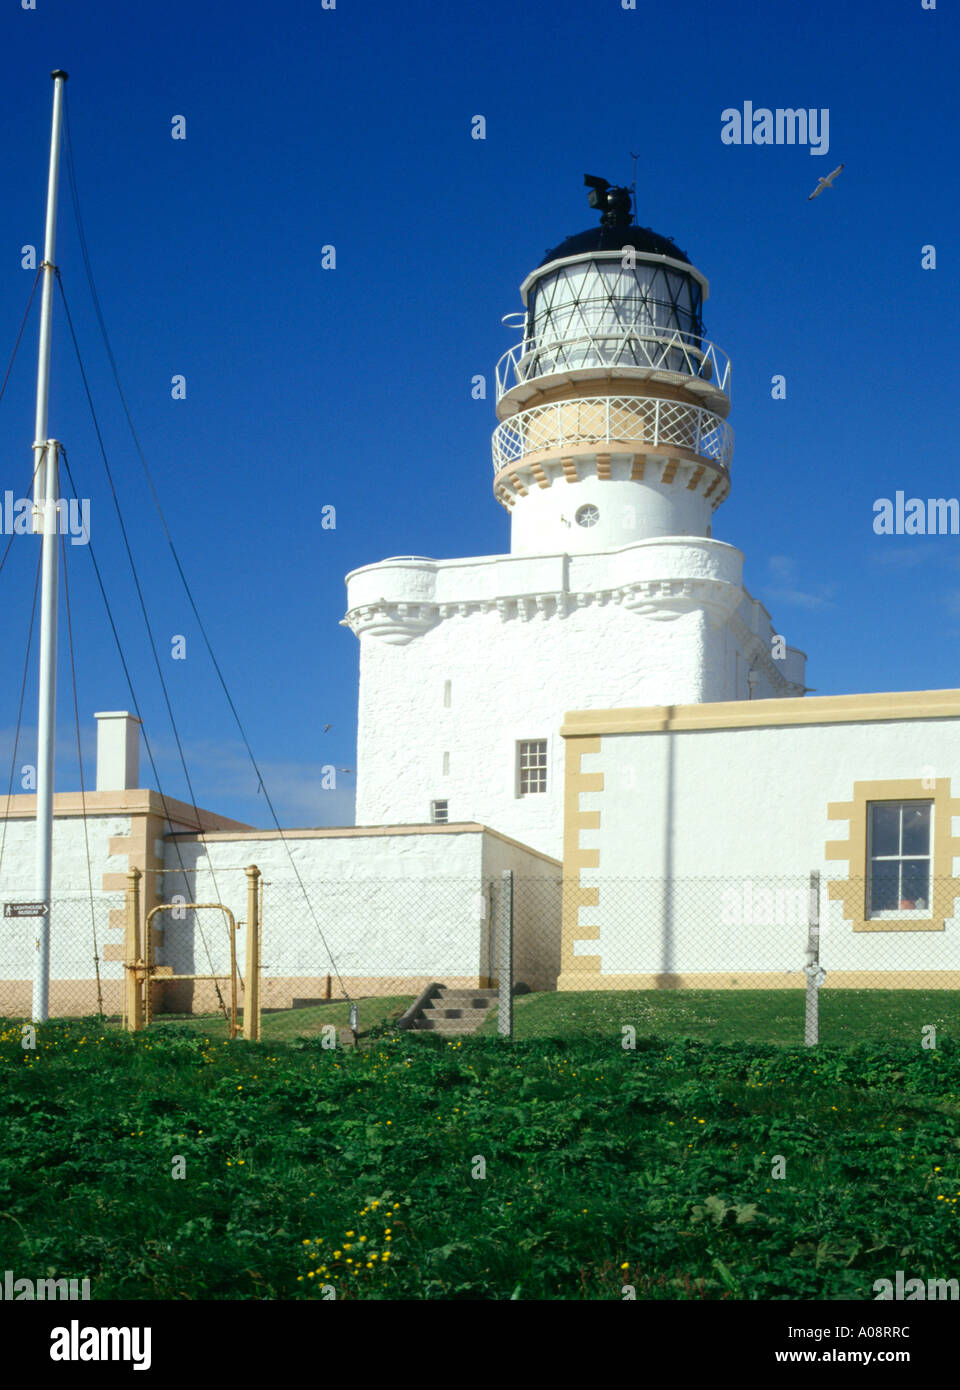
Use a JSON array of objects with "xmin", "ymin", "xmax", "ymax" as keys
[{"xmin": 4, "ymin": 902, "xmax": 48, "ymax": 918}]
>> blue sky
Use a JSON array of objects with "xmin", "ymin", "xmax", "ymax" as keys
[{"xmin": 0, "ymin": 0, "xmax": 956, "ymax": 829}]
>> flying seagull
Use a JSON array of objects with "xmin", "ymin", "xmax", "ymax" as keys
[{"xmin": 808, "ymin": 163, "xmax": 844, "ymax": 200}]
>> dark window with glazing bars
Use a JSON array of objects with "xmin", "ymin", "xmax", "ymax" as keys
[
  {"xmin": 867, "ymin": 801, "xmax": 932, "ymax": 914},
  {"xmin": 518, "ymin": 740, "xmax": 547, "ymax": 795}
]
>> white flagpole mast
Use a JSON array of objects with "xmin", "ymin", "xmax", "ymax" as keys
[{"xmin": 32, "ymin": 69, "xmax": 68, "ymax": 1023}]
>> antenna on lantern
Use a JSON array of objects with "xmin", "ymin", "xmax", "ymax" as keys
[{"xmin": 31, "ymin": 69, "xmax": 69, "ymax": 1023}]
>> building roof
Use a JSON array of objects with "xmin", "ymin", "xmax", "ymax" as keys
[{"xmin": 538, "ymin": 223, "xmax": 691, "ymax": 268}]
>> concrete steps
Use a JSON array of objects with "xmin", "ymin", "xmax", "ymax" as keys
[{"xmin": 409, "ymin": 985, "xmax": 497, "ymax": 1035}]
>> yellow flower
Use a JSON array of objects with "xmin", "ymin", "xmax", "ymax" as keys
[{"xmin": 620, "ymin": 1262, "xmax": 629, "ymax": 1270}]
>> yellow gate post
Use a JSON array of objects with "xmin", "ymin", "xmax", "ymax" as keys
[
  {"xmin": 123, "ymin": 867, "xmax": 143, "ymax": 1032},
  {"xmin": 244, "ymin": 865, "xmax": 261, "ymax": 1041}
]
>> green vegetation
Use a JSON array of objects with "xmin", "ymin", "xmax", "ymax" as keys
[
  {"xmin": 135, "ymin": 995, "xmax": 415, "ymax": 1043},
  {"xmin": 479, "ymin": 988, "xmax": 960, "ymax": 1045},
  {"xmin": 1, "ymin": 1012, "xmax": 957, "ymax": 1300}
]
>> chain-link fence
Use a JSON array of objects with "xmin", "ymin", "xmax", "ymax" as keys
[
  {"xmin": 2, "ymin": 870, "xmax": 959, "ymax": 1045},
  {"xmin": 0, "ymin": 890, "xmax": 124, "ymax": 1017}
]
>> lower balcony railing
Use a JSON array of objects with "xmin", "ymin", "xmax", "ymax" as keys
[{"xmin": 491, "ymin": 394, "xmax": 733, "ymax": 474}]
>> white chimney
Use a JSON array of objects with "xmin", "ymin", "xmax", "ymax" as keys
[{"xmin": 94, "ymin": 711, "xmax": 141, "ymax": 791}]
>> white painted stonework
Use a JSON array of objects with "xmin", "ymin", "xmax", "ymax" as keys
[
  {"xmin": 344, "ymin": 543, "xmax": 805, "ymax": 860},
  {"xmin": 161, "ymin": 827, "xmax": 560, "ymax": 1001},
  {"xmin": 564, "ymin": 712, "xmax": 960, "ymax": 983},
  {"xmin": 0, "ymin": 812, "xmax": 130, "ymax": 897},
  {"xmin": 0, "ymin": 814, "xmax": 129, "ymax": 991}
]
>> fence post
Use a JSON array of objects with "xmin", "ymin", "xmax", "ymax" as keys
[
  {"xmin": 123, "ymin": 867, "xmax": 142, "ymax": 1032},
  {"xmin": 497, "ymin": 869, "xmax": 513, "ymax": 1038},
  {"xmin": 244, "ymin": 865, "xmax": 261, "ymax": 1042},
  {"xmin": 804, "ymin": 871, "xmax": 822, "ymax": 1046}
]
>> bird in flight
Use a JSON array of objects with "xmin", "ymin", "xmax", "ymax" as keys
[
  {"xmin": 808, "ymin": 163, "xmax": 844, "ymax": 200},
  {"xmin": 323, "ymin": 724, "xmax": 332, "ymax": 732}
]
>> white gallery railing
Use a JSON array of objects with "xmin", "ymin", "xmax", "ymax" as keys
[
  {"xmin": 491, "ymin": 394, "xmax": 734, "ymax": 474},
  {"xmin": 495, "ymin": 328, "xmax": 731, "ymax": 400}
]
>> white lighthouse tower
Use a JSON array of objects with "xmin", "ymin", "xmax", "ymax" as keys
[{"xmin": 343, "ymin": 177, "xmax": 806, "ymax": 858}]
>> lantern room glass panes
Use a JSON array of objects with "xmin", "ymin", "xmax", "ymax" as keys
[
  {"xmin": 867, "ymin": 801, "xmax": 932, "ymax": 916},
  {"xmin": 526, "ymin": 258, "xmax": 704, "ymax": 378}
]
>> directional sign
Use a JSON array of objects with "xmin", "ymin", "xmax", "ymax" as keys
[{"xmin": 3, "ymin": 902, "xmax": 48, "ymax": 919}]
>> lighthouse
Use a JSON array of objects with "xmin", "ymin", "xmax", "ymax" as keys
[{"xmin": 343, "ymin": 177, "xmax": 806, "ymax": 858}]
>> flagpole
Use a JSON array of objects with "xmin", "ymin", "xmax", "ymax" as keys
[{"xmin": 32, "ymin": 69, "xmax": 68, "ymax": 1023}]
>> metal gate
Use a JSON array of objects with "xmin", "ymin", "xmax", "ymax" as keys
[{"xmin": 122, "ymin": 866, "xmax": 261, "ymax": 1040}]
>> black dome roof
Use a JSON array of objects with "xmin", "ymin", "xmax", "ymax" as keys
[{"xmin": 538, "ymin": 223, "xmax": 691, "ymax": 268}]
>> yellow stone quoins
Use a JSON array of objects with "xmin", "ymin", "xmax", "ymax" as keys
[
  {"xmin": 104, "ymin": 813, "xmax": 167, "ymax": 956},
  {"xmin": 826, "ymin": 777, "xmax": 960, "ymax": 933},
  {"xmin": 561, "ymin": 737, "xmax": 604, "ymax": 979}
]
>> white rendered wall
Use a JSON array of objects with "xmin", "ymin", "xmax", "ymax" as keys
[
  {"xmin": 0, "ymin": 814, "xmax": 130, "ymax": 986},
  {"xmin": 162, "ymin": 829, "xmax": 559, "ymax": 986},
  {"xmin": 509, "ymin": 475, "xmax": 713, "ymax": 555},
  {"xmin": 575, "ymin": 717, "xmax": 960, "ymax": 978},
  {"xmin": 346, "ymin": 543, "xmax": 805, "ymax": 860}
]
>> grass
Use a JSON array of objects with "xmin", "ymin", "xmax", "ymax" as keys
[
  {"xmin": 137, "ymin": 995, "xmax": 415, "ymax": 1043},
  {"xmin": 479, "ymin": 988, "xmax": 960, "ymax": 1045},
  {"xmin": 0, "ymin": 1011, "xmax": 958, "ymax": 1300}
]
